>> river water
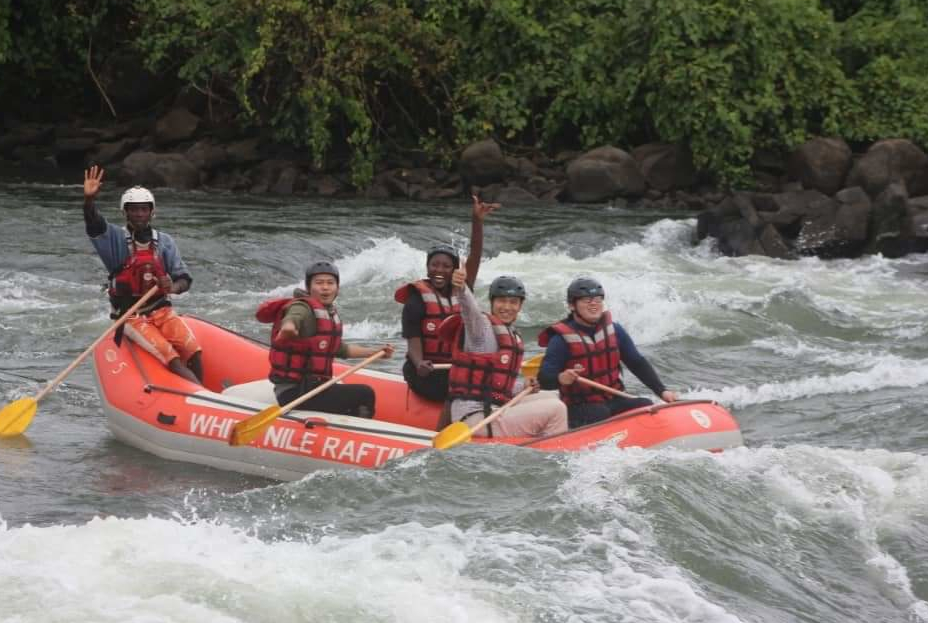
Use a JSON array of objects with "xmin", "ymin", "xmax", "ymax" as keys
[{"xmin": 1, "ymin": 183, "xmax": 926, "ymax": 622}]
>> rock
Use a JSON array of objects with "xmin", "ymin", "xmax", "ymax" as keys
[
  {"xmin": 87, "ymin": 138, "xmax": 140, "ymax": 166},
  {"xmin": 759, "ymin": 224, "xmax": 793, "ymax": 259},
  {"xmin": 494, "ymin": 185, "xmax": 537, "ymax": 203},
  {"xmin": 846, "ymin": 138, "xmax": 928, "ymax": 197},
  {"xmin": 185, "ymin": 140, "xmax": 228, "ymax": 171},
  {"xmin": 565, "ymin": 146, "xmax": 646, "ymax": 202},
  {"xmin": 459, "ymin": 139, "xmax": 510, "ymax": 188},
  {"xmin": 631, "ymin": 142, "xmax": 698, "ymax": 192},
  {"xmin": 153, "ymin": 107, "xmax": 201, "ymax": 147},
  {"xmin": 271, "ymin": 166, "xmax": 302, "ymax": 195},
  {"xmin": 0, "ymin": 123, "xmax": 54, "ymax": 155},
  {"xmin": 696, "ymin": 196, "xmax": 742, "ymax": 241},
  {"xmin": 120, "ymin": 151, "xmax": 201, "ymax": 189},
  {"xmin": 787, "ymin": 137, "xmax": 852, "ymax": 195},
  {"xmin": 225, "ymin": 138, "xmax": 262, "ymax": 164},
  {"xmin": 717, "ymin": 218, "xmax": 764, "ymax": 256}
]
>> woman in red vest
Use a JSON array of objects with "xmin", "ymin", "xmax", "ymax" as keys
[
  {"xmin": 394, "ymin": 194, "xmax": 498, "ymax": 402},
  {"xmin": 258, "ymin": 262, "xmax": 394, "ymax": 418},
  {"xmin": 537, "ymin": 277, "xmax": 677, "ymax": 428}
]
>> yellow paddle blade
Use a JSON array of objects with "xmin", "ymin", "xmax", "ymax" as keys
[
  {"xmin": 432, "ymin": 421, "xmax": 473, "ymax": 450},
  {"xmin": 228, "ymin": 405, "xmax": 281, "ymax": 446},
  {"xmin": 0, "ymin": 397, "xmax": 38, "ymax": 437},
  {"xmin": 521, "ymin": 354, "xmax": 543, "ymax": 379}
]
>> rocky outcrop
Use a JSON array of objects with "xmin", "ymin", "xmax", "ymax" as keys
[
  {"xmin": 565, "ymin": 146, "xmax": 646, "ymax": 202},
  {"xmin": 786, "ymin": 137, "xmax": 852, "ymax": 196}
]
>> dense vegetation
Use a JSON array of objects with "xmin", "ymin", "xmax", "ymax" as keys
[{"xmin": 2, "ymin": 0, "xmax": 927, "ymax": 185}]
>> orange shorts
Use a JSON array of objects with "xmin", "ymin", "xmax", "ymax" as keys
[{"xmin": 123, "ymin": 306, "xmax": 201, "ymax": 365}]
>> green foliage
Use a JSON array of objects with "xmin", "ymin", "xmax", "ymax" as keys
[{"xmin": 2, "ymin": 0, "xmax": 926, "ymax": 188}]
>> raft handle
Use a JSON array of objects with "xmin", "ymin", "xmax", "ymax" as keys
[{"xmin": 157, "ymin": 412, "xmax": 177, "ymax": 425}]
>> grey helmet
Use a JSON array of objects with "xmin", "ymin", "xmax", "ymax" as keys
[
  {"xmin": 426, "ymin": 244, "xmax": 460, "ymax": 269},
  {"xmin": 567, "ymin": 277, "xmax": 605, "ymax": 302},
  {"xmin": 488, "ymin": 275, "xmax": 526, "ymax": 300},
  {"xmin": 305, "ymin": 261, "xmax": 340, "ymax": 285}
]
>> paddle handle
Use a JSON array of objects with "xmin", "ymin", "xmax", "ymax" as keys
[
  {"xmin": 432, "ymin": 363, "xmax": 452, "ymax": 370},
  {"xmin": 34, "ymin": 286, "xmax": 160, "ymax": 404},
  {"xmin": 277, "ymin": 349, "xmax": 387, "ymax": 417},
  {"xmin": 468, "ymin": 385, "xmax": 535, "ymax": 437},
  {"xmin": 575, "ymin": 376, "xmax": 640, "ymax": 400}
]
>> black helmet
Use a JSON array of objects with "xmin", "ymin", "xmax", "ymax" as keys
[
  {"xmin": 488, "ymin": 275, "xmax": 526, "ymax": 300},
  {"xmin": 305, "ymin": 261, "xmax": 340, "ymax": 284},
  {"xmin": 426, "ymin": 244, "xmax": 460, "ymax": 269},
  {"xmin": 567, "ymin": 277, "xmax": 604, "ymax": 302}
]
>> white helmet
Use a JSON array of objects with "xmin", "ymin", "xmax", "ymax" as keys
[{"xmin": 120, "ymin": 186, "xmax": 156, "ymax": 212}]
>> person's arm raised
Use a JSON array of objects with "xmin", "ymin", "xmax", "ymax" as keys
[{"xmin": 464, "ymin": 192, "xmax": 500, "ymax": 290}]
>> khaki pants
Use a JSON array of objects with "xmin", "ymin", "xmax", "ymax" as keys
[{"xmin": 462, "ymin": 391, "xmax": 568, "ymax": 438}]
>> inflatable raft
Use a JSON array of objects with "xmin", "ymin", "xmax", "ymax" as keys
[{"xmin": 90, "ymin": 317, "xmax": 744, "ymax": 480}]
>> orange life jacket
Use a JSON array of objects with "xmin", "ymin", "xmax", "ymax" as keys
[
  {"xmin": 394, "ymin": 279, "xmax": 460, "ymax": 363},
  {"xmin": 538, "ymin": 311, "xmax": 622, "ymax": 405},
  {"xmin": 257, "ymin": 296, "xmax": 342, "ymax": 385},
  {"xmin": 440, "ymin": 313, "xmax": 524, "ymax": 407}
]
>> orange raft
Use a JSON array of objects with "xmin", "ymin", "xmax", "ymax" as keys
[{"xmin": 90, "ymin": 317, "xmax": 744, "ymax": 480}]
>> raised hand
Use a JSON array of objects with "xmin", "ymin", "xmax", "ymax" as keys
[
  {"xmin": 472, "ymin": 192, "xmax": 500, "ymax": 221},
  {"xmin": 84, "ymin": 166, "xmax": 105, "ymax": 200}
]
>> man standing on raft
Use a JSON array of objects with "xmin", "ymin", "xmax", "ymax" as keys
[{"xmin": 82, "ymin": 166, "xmax": 203, "ymax": 384}]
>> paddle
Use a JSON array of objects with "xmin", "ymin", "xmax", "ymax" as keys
[
  {"xmin": 432, "ymin": 385, "xmax": 534, "ymax": 449},
  {"xmin": 0, "ymin": 286, "xmax": 160, "ymax": 437},
  {"xmin": 519, "ymin": 354, "xmax": 642, "ymax": 399},
  {"xmin": 228, "ymin": 349, "xmax": 388, "ymax": 446}
]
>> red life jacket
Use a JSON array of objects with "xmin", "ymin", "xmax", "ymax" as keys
[
  {"xmin": 440, "ymin": 313, "xmax": 524, "ymax": 407},
  {"xmin": 394, "ymin": 279, "xmax": 460, "ymax": 363},
  {"xmin": 256, "ymin": 296, "xmax": 343, "ymax": 384},
  {"xmin": 107, "ymin": 229, "xmax": 167, "ymax": 314},
  {"xmin": 538, "ymin": 311, "xmax": 622, "ymax": 405}
]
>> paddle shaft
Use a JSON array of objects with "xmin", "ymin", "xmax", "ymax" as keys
[
  {"xmin": 467, "ymin": 385, "xmax": 535, "ymax": 437},
  {"xmin": 575, "ymin": 376, "xmax": 640, "ymax": 400},
  {"xmin": 34, "ymin": 286, "xmax": 160, "ymax": 403},
  {"xmin": 276, "ymin": 350, "xmax": 387, "ymax": 418}
]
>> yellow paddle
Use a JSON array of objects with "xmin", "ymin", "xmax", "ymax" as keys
[
  {"xmin": 0, "ymin": 286, "xmax": 160, "ymax": 437},
  {"xmin": 432, "ymin": 385, "xmax": 534, "ymax": 450},
  {"xmin": 228, "ymin": 349, "xmax": 388, "ymax": 446}
]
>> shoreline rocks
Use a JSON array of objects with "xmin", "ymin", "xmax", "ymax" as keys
[{"xmin": 2, "ymin": 109, "xmax": 927, "ymax": 260}]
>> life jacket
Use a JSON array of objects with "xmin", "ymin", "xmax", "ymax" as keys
[
  {"xmin": 440, "ymin": 313, "xmax": 524, "ymax": 408},
  {"xmin": 107, "ymin": 228, "xmax": 168, "ymax": 315},
  {"xmin": 257, "ymin": 296, "xmax": 343, "ymax": 385},
  {"xmin": 538, "ymin": 311, "xmax": 622, "ymax": 405},
  {"xmin": 394, "ymin": 279, "xmax": 460, "ymax": 363}
]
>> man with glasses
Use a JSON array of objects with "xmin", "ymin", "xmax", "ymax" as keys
[{"xmin": 537, "ymin": 277, "xmax": 677, "ymax": 428}]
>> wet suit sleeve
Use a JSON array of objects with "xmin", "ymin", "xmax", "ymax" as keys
[
  {"xmin": 83, "ymin": 199, "xmax": 107, "ymax": 238},
  {"xmin": 401, "ymin": 289, "xmax": 425, "ymax": 338},
  {"xmin": 157, "ymin": 232, "xmax": 193, "ymax": 285},
  {"xmin": 615, "ymin": 323, "xmax": 667, "ymax": 397},
  {"xmin": 538, "ymin": 335, "xmax": 569, "ymax": 390}
]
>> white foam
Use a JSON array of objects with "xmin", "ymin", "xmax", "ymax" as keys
[{"xmin": 686, "ymin": 355, "xmax": 928, "ymax": 408}]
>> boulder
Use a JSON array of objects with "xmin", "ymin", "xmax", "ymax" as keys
[
  {"xmin": 846, "ymin": 139, "xmax": 928, "ymax": 198},
  {"xmin": 120, "ymin": 151, "xmax": 201, "ymax": 189},
  {"xmin": 185, "ymin": 140, "xmax": 228, "ymax": 171},
  {"xmin": 153, "ymin": 107, "xmax": 201, "ymax": 147},
  {"xmin": 87, "ymin": 138, "xmax": 140, "ymax": 166},
  {"xmin": 459, "ymin": 139, "xmax": 510, "ymax": 188},
  {"xmin": 631, "ymin": 142, "xmax": 697, "ymax": 192},
  {"xmin": 565, "ymin": 146, "xmax": 646, "ymax": 202},
  {"xmin": 787, "ymin": 137, "xmax": 852, "ymax": 196}
]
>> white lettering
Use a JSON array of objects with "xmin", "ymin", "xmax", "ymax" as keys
[
  {"xmin": 321, "ymin": 436, "xmax": 340, "ymax": 458},
  {"xmin": 207, "ymin": 417, "xmax": 226, "ymax": 438},
  {"xmin": 190, "ymin": 413, "xmax": 216, "ymax": 435},
  {"xmin": 264, "ymin": 425, "xmax": 287, "ymax": 447},
  {"xmin": 388, "ymin": 447, "xmax": 405, "ymax": 461},
  {"xmin": 337, "ymin": 440, "xmax": 357, "ymax": 462},
  {"xmin": 299, "ymin": 431, "xmax": 317, "ymax": 454},
  {"xmin": 374, "ymin": 445, "xmax": 392, "ymax": 466},
  {"xmin": 356, "ymin": 442, "xmax": 374, "ymax": 464}
]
